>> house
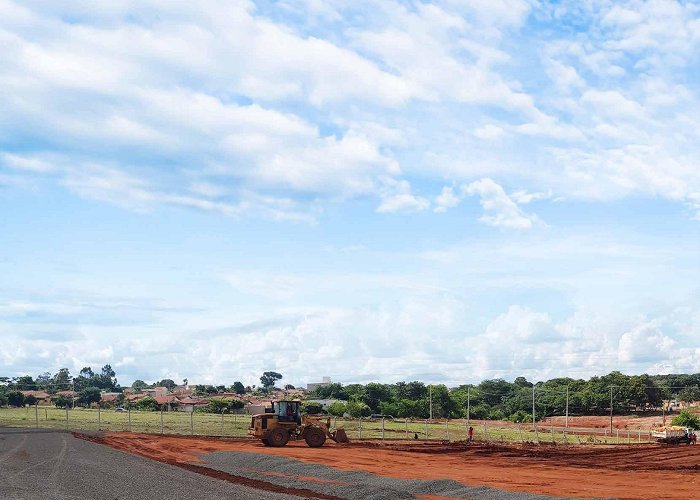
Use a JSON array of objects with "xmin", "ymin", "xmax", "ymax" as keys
[
  {"xmin": 154, "ymin": 395, "xmax": 180, "ymax": 411},
  {"xmin": 143, "ymin": 386, "xmax": 170, "ymax": 397},
  {"xmin": 99, "ymin": 392, "xmax": 121, "ymax": 405},
  {"xmin": 20, "ymin": 390, "xmax": 52, "ymax": 405},
  {"xmin": 178, "ymin": 396, "xmax": 207, "ymax": 413}
]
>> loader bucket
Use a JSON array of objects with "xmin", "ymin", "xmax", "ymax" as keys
[{"xmin": 332, "ymin": 428, "xmax": 349, "ymax": 443}]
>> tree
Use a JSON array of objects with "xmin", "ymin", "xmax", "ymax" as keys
[
  {"xmin": 52, "ymin": 369, "xmax": 72, "ymax": 393},
  {"xmin": 260, "ymin": 371, "xmax": 283, "ymax": 392},
  {"xmin": 345, "ymin": 401, "xmax": 371, "ymax": 418},
  {"xmin": 24, "ymin": 394, "xmax": 38, "ymax": 406},
  {"xmin": 52, "ymin": 395, "xmax": 71, "ymax": 409},
  {"xmin": 327, "ymin": 401, "xmax": 347, "ymax": 416},
  {"xmin": 16, "ymin": 375, "xmax": 36, "ymax": 390},
  {"xmin": 232, "ymin": 381, "xmax": 246, "ymax": 394},
  {"xmin": 157, "ymin": 379, "xmax": 176, "ymax": 390},
  {"xmin": 671, "ymin": 410, "xmax": 700, "ymax": 429},
  {"xmin": 284, "ymin": 384, "xmax": 295, "ymax": 390},
  {"xmin": 77, "ymin": 387, "xmax": 101, "ymax": 407},
  {"xmin": 677, "ymin": 387, "xmax": 700, "ymax": 405},
  {"xmin": 134, "ymin": 397, "xmax": 160, "ymax": 411},
  {"xmin": 132, "ymin": 380, "xmax": 149, "ymax": 390},
  {"xmin": 7, "ymin": 391, "xmax": 24, "ymax": 407},
  {"xmin": 36, "ymin": 372, "xmax": 52, "ymax": 391},
  {"xmin": 98, "ymin": 365, "xmax": 117, "ymax": 390}
]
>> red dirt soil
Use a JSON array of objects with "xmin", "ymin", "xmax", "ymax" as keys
[{"xmin": 83, "ymin": 433, "xmax": 700, "ymax": 500}]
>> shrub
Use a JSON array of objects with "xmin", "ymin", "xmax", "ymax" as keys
[
  {"xmin": 671, "ymin": 410, "xmax": 700, "ymax": 429},
  {"xmin": 7, "ymin": 391, "xmax": 24, "ymax": 407},
  {"xmin": 302, "ymin": 402, "xmax": 324, "ymax": 415},
  {"xmin": 327, "ymin": 401, "xmax": 347, "ymax": 416}
]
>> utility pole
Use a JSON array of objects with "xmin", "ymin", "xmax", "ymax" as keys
[
  {"xmin": 466, "ymin": 386, "xmax": 470, "ymax": 425},
  {"xmin": 429, "ymin": 385, "xmax": 433, "ymax": 421},
  {"xmin": 532, "ymin": 386, "xmax": 536, "ymax": 429},
  {"xmin": 609, "ymin": 386, "xmax": 614, "ymax": 434},
  {"xmin": 565, "ymin": 386, "xmax": 569, "ymax": 429}
]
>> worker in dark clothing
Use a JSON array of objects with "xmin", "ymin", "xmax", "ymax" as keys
[{"xmin": 468, "ymin": 426, "xmax": 474, "ymax": 443}]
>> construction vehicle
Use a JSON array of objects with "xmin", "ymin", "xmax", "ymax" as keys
[
  {"xmin": 248, "ymin": 400, "xmax": 349, "ymax": 447},
  {"xmin": 651, "ymin": 425, "xmax": 692, "ymax": 444}
]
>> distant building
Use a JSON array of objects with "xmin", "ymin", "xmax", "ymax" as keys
[{"xmin": 307, "ymin": 376, "xmax": 332, "ymax": 392}]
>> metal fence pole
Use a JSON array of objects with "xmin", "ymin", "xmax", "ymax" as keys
[
  {"xmin": 190, "ymin": 410, "xmax": 194, "ymax": 435},
  {"xmin": 483, "ymin": 421, "xmax": 487, "ymax": 442},
  {"xmin": 97, "ymin": 404, "xmax": 101, "ymax": 431},
  {"xmin": 405, "ymin": 418, "xmax": 408, "ymax": 439},
  {"xmin": 221, "ymin": 411, "xmax": 225, "ymax": 437},
  {"xmin": 425, "ymin": 419, "xmax": 429, "ymax": 440},
  {"xmin": 65, "ymin": 405, "xmax": 69, "ymax": 429},
  {"xmin": 638, "ymin": 429, "xmax": 641, "ymax": 443},
  {"xmin": 616, "ymin": 429, "xmax": 619, "ymax": 444},
  {"xmin": 445, "ymin": 419, "xmax": 450, "ymax": 441},
  {"xmin": 34, "ymin": 403, "xmax": 38, "ymax": 429},
  {"xmin": 160, "ymin": 410, "xmax": 164, "ymax": 435},
  {"xmin": 518, "ymin": 423, "xmax": 523, "ymax": 443},
  {"xmin": 128, "ymin": 406, "xmax": 131, "ymax": 432},
  {"xmin": 627, "ymin": 429, "xmax": 630, "ymax": 444},
  {"xmin": 381, "ymin": 418, "xmax": 385, "ymax": 440}
]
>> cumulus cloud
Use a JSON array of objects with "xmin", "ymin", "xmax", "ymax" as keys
[{"xmin": 463, "ymin": 178, "xmax": 541, "ymax": 229}]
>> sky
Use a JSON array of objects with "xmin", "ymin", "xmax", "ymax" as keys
[{"xmin": 1, "ymin": 0, "xmax": 699, "ymax": 388}]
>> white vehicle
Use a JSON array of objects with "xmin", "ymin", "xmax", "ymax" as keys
[{"xmin": 651, "ymin": 426, "xmax": 691, "ymax": 444}]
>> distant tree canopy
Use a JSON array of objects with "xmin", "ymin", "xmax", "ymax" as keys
[
  {"xmin": 671, "ymin": 410, "xmax": 700, "ymax": 429},
  {"xmin": 131, "ymin": 380, "xmax": 149, "ymax": 390},
  {"xmin": 157, "ymin": 379, "xmax": 176, "ymax": 390},
  {"xmin": 305, "ymin": 372, "xmax": 698, "ymax": 421},
  {"xmin": 232, "ymin": 381, "xmax": 246, "ymax": 394},
  {"xmin": 260, "ymin": 371, "xmax": 283, "ymax": 392}
]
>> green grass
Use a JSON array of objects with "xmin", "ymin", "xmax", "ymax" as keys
[{"xmin": 0, "ymin": 408, "xmax": 653, "ymax": 445}]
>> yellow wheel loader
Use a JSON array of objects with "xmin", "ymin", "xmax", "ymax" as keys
[{"xmin": 248, "ymin": 400, "xmax": 349, "ymax": 447}]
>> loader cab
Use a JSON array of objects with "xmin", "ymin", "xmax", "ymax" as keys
[{"xmin": 276, "ymin": 400, "xmax": 301, "ymax": 424}]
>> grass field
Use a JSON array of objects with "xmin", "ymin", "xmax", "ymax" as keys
[{"xmin": 0, "ymin": 406, "xmax": 652, "ymax": 444}]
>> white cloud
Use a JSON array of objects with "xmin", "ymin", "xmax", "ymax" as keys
[
  {"xmin": 376, "ymin": 178, "xmax": 430, "ymax": 213},
  {"xmin": 463, "ymin": 178, "xmax": 541, "ymax": 229},
  {"xmin": 473, "ymin": 124, "xmax": 505, "ymax": 140},
  {"xmin": 433, "ymin": 186, "xmax": 461, "ymax": 213}
]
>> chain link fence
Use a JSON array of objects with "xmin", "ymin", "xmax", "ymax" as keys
[{"xmin": 0, "ymin": 406, "xmax": 656, "ymax": 444}]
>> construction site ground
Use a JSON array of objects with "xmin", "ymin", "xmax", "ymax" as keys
[{"xmin": 80, "ymin": 432, "xmax": 700, "ymax": 500}]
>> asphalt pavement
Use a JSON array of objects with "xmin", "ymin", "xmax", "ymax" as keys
[{"xmin": 0, "ymin": 428, "xmax": 301, "ymax": 499}]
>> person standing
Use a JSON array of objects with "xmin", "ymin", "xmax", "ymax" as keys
[{"xmin": 468, "ymin": 426, "xmax": 474, "ymax": 443}]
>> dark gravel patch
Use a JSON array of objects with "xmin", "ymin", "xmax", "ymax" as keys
[
  {"xmin": 0, "ymin": 428, "xmax": 301, "ymax": 499},
  {"xmin": 200, "ymin": 451, "xmax": 617, "ymax": 500}
]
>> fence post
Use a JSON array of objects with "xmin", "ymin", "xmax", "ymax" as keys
[
  {"xmin": 34, "ymin": 403, "xmax": 38, "ymax": 429},
  {"xmin": 65, "ymin": 405, "xmax": 69, "ymax": 429},
  {"xmin": 234, "ymin": 413, "xmax": 237, "ymax": 436},
  {"xmin": 483, "ymin": 422, "xmax": 487, "ymax": 442},
  {"xmin": 97, "ymin": 404, "xmax": 101, "ymax": 431},
  {"xmin": 45, "ymin": 408, "xmax": 48, "ymax": 421},
  {"xmin": 405, "ymin": 418, "xmax": 408, "ymax": 440},
  {"xmin": 445, "ymin": 419, "xmax": 450, "ymax": 441},
  {"xmin": 627, "ymin": 429, "xmax": 630, "ymax": 444},
  {"xmin": 160, "ymin": 410, "xmax": 164, "ymax": 435},
  {"xmin": 190, "ymin": 410, "xmax": 194, "ymax": 435},
  {"xmin": 425, "ymin": 419, "xmax": 429, "ymax": 440},
  {"xmin": 221, "ymin": 411, "xmax": 225, "ymax": 437},
  {"xmin": 638, "ymin": 429, "xmax": 641, "ymax": 443},
  {"xmin": 518, "ymin": 423, "xmax": 523, "ymax": 443},
  {"xmin": 551, "ymin": 422, "xmax": 555, "ymax": 443},
  {"xmin": 381, "ymin": 418, "xmax": 385, "ymax": 440},
  {"xmin": 616, "ymin": 429, "xmax": 619, "ymax": 444},
  {"xmin": 128, "ymin": 405, "xmax": 131, "ymax": 432},
  {"xmin": 358, "ymin": 417, "xmax": 362, "ymax": 439}
]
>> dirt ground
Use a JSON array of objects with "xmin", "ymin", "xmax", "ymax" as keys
[
  {"xmin": 544, "ymin": 414, "xmax": 669, "ymax": 430},
  {"xmin": 81, "ymin": 432, "xmax": 700, "ymax": 500}
]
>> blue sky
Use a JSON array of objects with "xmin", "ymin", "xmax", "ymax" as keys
[{"xmin": 1, "ymin": 0, "xmax": 699, "ymax": 387}]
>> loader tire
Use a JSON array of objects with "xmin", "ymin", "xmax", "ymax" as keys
[
  {"xmin": 304, "ymin": 427, "xmax": 326, "ymax": 448},
  {"xmin": 261, "ymin": 438, "xmax": 270, "ymax": 446},
  {"xmin": 267, "ymin": 427, "xmax": 290, "ymax": 447}
]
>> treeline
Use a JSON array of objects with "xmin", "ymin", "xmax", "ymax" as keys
[{"xmin": 311, "ymin": 372, "xmax": 700, "ymax": 421}]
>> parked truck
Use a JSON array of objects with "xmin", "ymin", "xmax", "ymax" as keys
[{"xmin": 651, "ymin": 426, "xmax": 692, "ymax": 444}]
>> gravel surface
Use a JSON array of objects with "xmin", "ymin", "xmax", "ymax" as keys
[
  {"xmin": 200, "ymin": 451, "xmax": 617, "ymax": 500},
  {"xmin": 0, "ymin": 428, "xmax": 301, "ymax": 499}
]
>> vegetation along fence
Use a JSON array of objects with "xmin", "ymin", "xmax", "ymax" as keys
[{"xmin": 0, "ymin": 406, "xmax": 657, "ymax": 445}]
